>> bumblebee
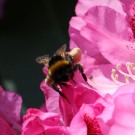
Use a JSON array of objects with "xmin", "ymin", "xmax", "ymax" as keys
[{"xmin": 36, "ymin": 45, "xmax": 88, "ymax": 103}]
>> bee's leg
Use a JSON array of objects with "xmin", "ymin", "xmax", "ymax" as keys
[
  {"xmin": 51, "ymin": 82, "xmax": 71, "ymax": 104},
  {"xmin": 75, "ymin": 64, "xmax": 92, "ymax": 87},
  {"xmin": 75, "ymin": 64, "xmax": 87, "ymax": 82},
  {"xmin": 65, "ymin": 54, "xmax": 73, "ymax": 63},
  {"xmin": 71, "ymin": 79, "xmax": 76, "ymax": 84}
]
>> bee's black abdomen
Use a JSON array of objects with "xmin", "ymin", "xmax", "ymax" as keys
[{"xmin": 52, "ymin": 64, "xmax": 73, "ymax": 82}]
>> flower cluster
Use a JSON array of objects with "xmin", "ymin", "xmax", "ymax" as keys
[{"xmin": 2, "ymin": 0, "xmax": 135, "ymax": 135}]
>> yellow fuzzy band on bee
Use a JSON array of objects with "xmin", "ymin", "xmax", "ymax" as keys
[{"xmin": 49, "ymin": 60, "xmax": 69, "ymax": 75}]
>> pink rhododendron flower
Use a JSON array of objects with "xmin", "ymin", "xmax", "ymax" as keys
[
  {"xmin": 69, "ymin": 0, "xmax": 135, "ymax": 96},
  {"xmin": 69, "ymin": 0, "xmax": 135, "ymax": 65},
  {"xmin": 22, "ymin": 108, "xmax": 70, "ymax": 135},
  {"xmin": 0, "ymin": 86, "xmax": 22, "ymax": 134}
]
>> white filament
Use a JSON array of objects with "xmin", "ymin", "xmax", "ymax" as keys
[{"xmin": 111, "ymin": 62, "xmax": 135, "ymax": 84}]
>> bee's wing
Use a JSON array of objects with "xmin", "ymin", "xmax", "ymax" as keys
[
  {"xmin": 36, "ymin": 55, "xmax": 49, "ymax": 66},
  {"xmin": 55, "ymin": 44, "xmax": 66, "ymax": 56}
]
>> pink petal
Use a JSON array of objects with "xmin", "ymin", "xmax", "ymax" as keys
[
  {"xmin": 40, "ymin": 81, "xmax": 60, "ymax": 115},
  {"xmin": 83, "ymin": 6, "xmax": 132, "ymax": 40},
  {"xmin": 0, "ymin": 86, "xmax": 22, "ymax": 134},
  {"xmin": 82, "ymin": 6, "xmax": 134, "ymax": 65},
  {"xmin": 22, "ymin": 108, "xmax": 69, "ymax": 135},
  {"xmin": 59, "ymin": 84, "xmax": 75, "ymax": 126},
  {"xmin": 70, "ymin": 104, "xmax": 103, "ymax": 135},
  {"xmin": 0, "ymin": 117, "xmax": 17, "ymax": 135},
  {"xmin": 87, "ymin": 64, "xmax": 120, "ymax": 96},
  {"xmin": 70, "ymin": 110, "xmax": 87, "ymax": 135},
  {"xmin": 108, "ymin": 93, "xmax": 135, "ymax": 134},
  {"xmin": 75, "ymin": 0, "xmax": 124, "ymax": 16},
  {"xmin": 120, "ymin": 0, "xmax": 134, "ymax": 13},
  {"xmin": 113, "ymin": 83, "xmax": 135, "ymax": 98},
  {"xmin": 100, "ymin": 83, "xmax": 135, "ymax": 135},
  {"xmin": 69, "ymin": 17, "xmax": 109, "ymax": 65},
  {"xmin": 0, "ymin": 86, "xmax": 22, "ymax": 122}
]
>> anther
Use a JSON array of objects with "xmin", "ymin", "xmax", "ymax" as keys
[
  {"xmin": 111, "ymin": 62, "xmax": 135, "ymax": 84},
  {"xmin": 111, "ymin": 69, "xmax": 124, "ymax": 85}
]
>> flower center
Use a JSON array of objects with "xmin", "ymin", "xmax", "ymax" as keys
[
  {"xmin": 84, "ymin": 114, "xmax": 102, "ymax": 135},
  {"xmin": 111, "ymin": 62, "xmax": 135, "ymax": 85}
]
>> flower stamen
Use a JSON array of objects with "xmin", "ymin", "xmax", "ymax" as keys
[
  {"xmin": 111, "ymin": 62, "xmax": 135, "ymax": 84},
  {"xmin": 111, "ymin": 69, "xmax": 125, "ymax": 85}
]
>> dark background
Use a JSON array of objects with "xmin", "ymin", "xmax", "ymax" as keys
[{"xmin": 0, "ymin": 0, "xmax": 77, "ymax": 109}]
